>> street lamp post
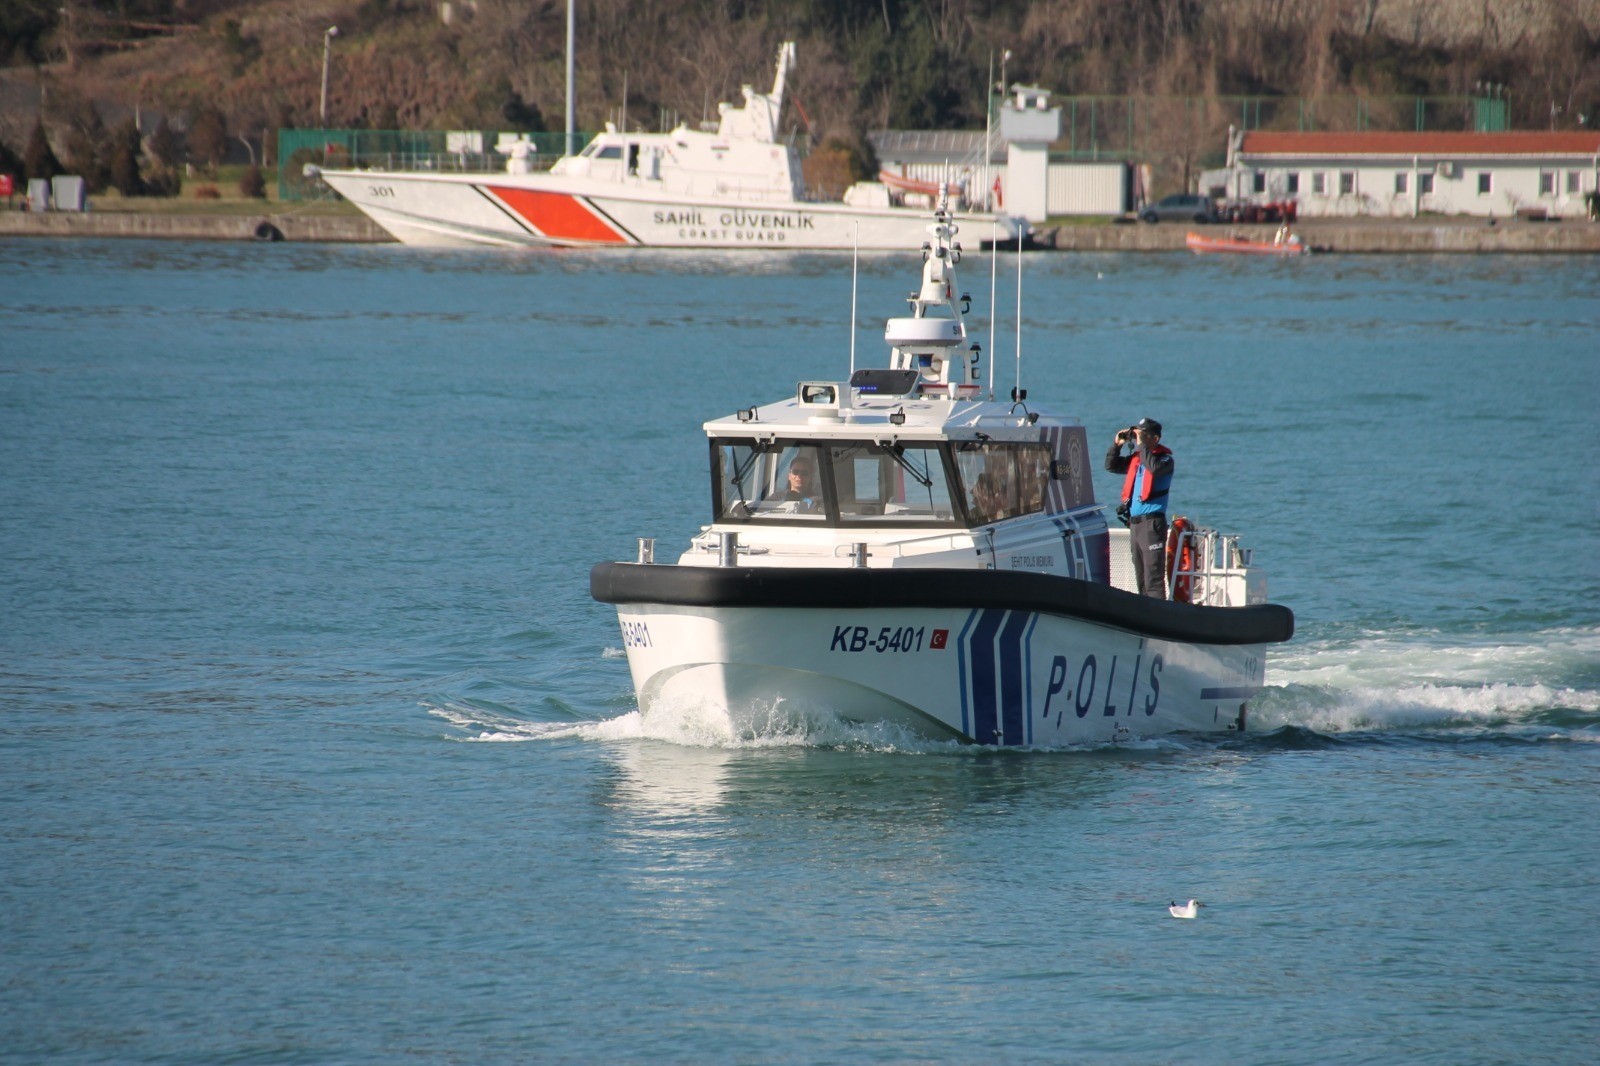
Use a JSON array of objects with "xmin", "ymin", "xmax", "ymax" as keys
[{"xmin": 320, "ymin": 25, "xmax": 339, "ymax": 128}]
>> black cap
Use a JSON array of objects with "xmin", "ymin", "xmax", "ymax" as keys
[{"xmin": 1136, "ymin": 417, "xmax": 1162, "ymax": 436}]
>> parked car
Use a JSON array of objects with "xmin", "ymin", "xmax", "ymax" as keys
[{"xmin": 1139, "ymin": 194, "xmax": 1217, "ymax": 224}]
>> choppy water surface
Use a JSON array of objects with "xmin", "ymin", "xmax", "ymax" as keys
[{"xmin": 2, "ymin": 239, "xmax": 1596, "ymax": 1064}]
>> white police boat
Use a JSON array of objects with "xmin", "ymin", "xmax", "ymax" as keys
[{"xmin": 591, "ymin": 209, "xmax": 1293, "ymax": 745}]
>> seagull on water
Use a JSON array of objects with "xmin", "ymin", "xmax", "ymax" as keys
[{"xmin": 1169, "ymin": 899, "xmax": 1203, "ymax": 919}]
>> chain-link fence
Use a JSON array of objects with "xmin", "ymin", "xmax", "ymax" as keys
[{"xmin": 277, "ymin": 129, "xmax": 583, "ymax": 202}]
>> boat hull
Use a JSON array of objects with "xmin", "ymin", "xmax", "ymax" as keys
[
  {"xmin": 593, "ymin": 564, "xmax": 1293, "ymax": 746},
  {"xmin": 319, "ymin": 169, "xmax": 1025, "ymax": 251},
  {"xmin": 1186, "ymin": 231, "xmax": 1308, "ymax": 256}
]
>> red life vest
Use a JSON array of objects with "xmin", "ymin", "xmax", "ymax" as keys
[{"xmin": 1120, "ymin": 444, "xmax": 1173, "ymax": 503}]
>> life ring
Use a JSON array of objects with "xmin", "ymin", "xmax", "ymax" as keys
[{"xmin": 1166, "ymin": 516, "xmax": 1194, "ymax": 603}]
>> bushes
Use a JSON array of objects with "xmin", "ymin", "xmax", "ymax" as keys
[{"xmin": 238, "ymin": 164, "xmax": 267, "ymax": 199}]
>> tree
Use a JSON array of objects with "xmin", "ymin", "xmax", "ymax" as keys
[
  {"xmin": 0, "ymin": 131, "xmax": 24, "ymax": 182},
  {"xmin": 147, "ymin": 115, "xmax": 179, "ymax": 169},
  {"xmin": 501, "ymin": 87, "xmax": 545, "ymax": 131},
  {"xmin": 60, "ymin": 99, "xmax": 109, "ymax": 191},
  {"xmin": 0, "ymin": 0, "xmax": 58, "ymax": 66},
  {"xmin": 23, "ymin": 119, "xmax": 62, "ymax": 181},
  {"xmin": 144, "ymin": 115, "xmax": 181, "ymax": 196},
  {"xmin": 108, "ymin": 117, "xmax": 144, "ymax": 195},
  {"xmin": 187, "ymin": 104, "xmax": 229, "ymax": 174}
]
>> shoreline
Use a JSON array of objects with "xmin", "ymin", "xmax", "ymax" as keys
[
  {"xmin": 3, "ymin": 209, "xmax": 1599, "ymax": 252},
  {"xmin": 0, "ymin": 209, "xmax": 390, "ymax": 244}
]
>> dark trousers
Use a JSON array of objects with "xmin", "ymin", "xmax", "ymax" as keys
[{"xmin": 1130, "ymin": 513, "xmax": 1169, "ymax": 598}]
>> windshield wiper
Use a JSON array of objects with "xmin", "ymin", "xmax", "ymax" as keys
[
  {"xmin": 728, "ymin": 445, "xmax": 768, "ymax": 506},
  {"xmin": 887, "ymin": 445, "xmax": 933, "ymax": 489}
]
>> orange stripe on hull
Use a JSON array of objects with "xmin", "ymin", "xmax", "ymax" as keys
[{"xmin": 487, "ymin": 187, "xmax": 629, "ymax": 245}]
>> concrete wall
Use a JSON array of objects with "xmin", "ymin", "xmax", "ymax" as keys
[
  {"xmin": 0, "ymin": 211, "xmax": 392, "ymax": 243},
  {"xmin": 1034, "ymin": 218, "xmax": 1600, "ymax": 252}
]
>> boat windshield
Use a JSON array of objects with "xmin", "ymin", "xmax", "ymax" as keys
[{"xmin": 711, "ymin": 439, "xmax": 960, "ymax": 526}]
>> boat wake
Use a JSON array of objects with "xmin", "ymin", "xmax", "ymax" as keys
[
  {"xmin": 1252, "ymin": 625, "xmax": 1600, "ymax": 739},
  {"xmin": 428, "ymin": 626, "xmax": 1597, "ymax": 752},
  {"xmin": 429, "ymin": 693, "xmax": 972, "ymax": 754}
]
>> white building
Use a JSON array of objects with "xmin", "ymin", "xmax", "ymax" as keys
[
  {"xmin": 870, "ymin": 87, "xmax": 1131, "ymax": 222},
  {"xmin": 1222, "ymin": 130, "xmax": 1600, "ymax": 219}
]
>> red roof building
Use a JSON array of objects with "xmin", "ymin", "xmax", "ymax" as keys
[{"xmin": 1221, "ymin": 130, "xmax": 1600, "ymax": 219}]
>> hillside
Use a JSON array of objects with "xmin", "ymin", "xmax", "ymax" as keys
[{"xmin": 2, "ymin": 0, "xmax": 1597, "ymax": 186}]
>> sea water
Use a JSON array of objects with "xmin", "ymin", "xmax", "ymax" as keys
[{"xmin": 2, "ymin": 238, "xmax": 1596, "ymax": 1064}]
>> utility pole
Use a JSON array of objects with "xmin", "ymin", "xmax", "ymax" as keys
[
  {"xmin": 565, "ymin": 0, "xmax": 576, "ymax": 156},
  {"xmin": 320, "ymin": 26, "xmax": 339, "ymax": 128}
]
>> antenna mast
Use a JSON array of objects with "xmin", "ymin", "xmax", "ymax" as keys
[
  {"xmin": 988, "ymin": 223, "xmax": 997, "ymax": 400},
  {"xmin": 849, "ymin": 223, "xmax": 859, "ymax": 377},
  {"xmin": 1014, "ymin": 229, "xmax": 1023, "ymax": 398}
]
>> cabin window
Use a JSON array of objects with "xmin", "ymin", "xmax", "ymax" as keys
[
  {"xmin": 952, "ymin": 442, "xmax": 1051, "ymax": 526},
  {"xmin": 710, "ymin": 439, "xmax": 962, "ymax": 527},
  {"xmin": 1394, "ymin": 172, "xmax": 1408, "ymax": 194},
  {"xmin": 1338, "ymin": 171, "xmax": 1355, "ymax": 195},
  {"xmin": 1252, "ymin": 171, "xmax": 1266, "ymax": 194},
  {"xmin": 1286, "ymin": 172, "xmax": 1300, "ymax": 194},
  {"xmin": 1477, "ymin": 172, "xmax": 1492, "ymax": 195},
  {"xmin": 1539, "ymin": 171, "xmax": 1555, "ymax": 196},
  {"xmin": 596, "ymin": 145, "xmax": 623, "ymax": 161},
  {"xmin": 1311, "ymin": 172, "xmax": 1326, "ymax": 195},
  {"xmin": 828, "ymin": 442, "xmax": 957, "ymax": 524},
  {"xmin": 712, "ymin": 441, "xmax": 831, "ymax": 522},
  {"xmin": 1419, "ymin": 173, "xmax": 1435, "ymax": 195},
  {"xmin": 1567, "ymin": 171, "xmax": 1582, "ymax": 194}
]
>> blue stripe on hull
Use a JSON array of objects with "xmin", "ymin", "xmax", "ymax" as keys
[
  {"xmin": 998, "ymin": 611, "xmax": 1030, "ymax": 746},
  {"xmin": 967, "ymin": 609, "xmax": 1007, "ymax": 745},
  {"xmin": 954, "ymin": 609, "xmax": 980, "ymax": 739},
  {"xmin": 1022, "ymin": 613, "xmax": 1041, "ymax": 745}
]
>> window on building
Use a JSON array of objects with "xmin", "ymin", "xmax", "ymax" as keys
[
  {"xmin": 1539, "ymin": 171, "xmax": 1555, "ymax": 196},
  {"xmin": 1478, "ymin": 172, "xmax": 1492, "ymax": 195},
  {"xmin": 1252, "ymin": 170, "xmax": 1266, "ymax": 194},
  {"xmin": 1286, "ymin": 172, "xmax": 1300, "ymax": 194},
  {"xmin": 1419, "ymin": 173, "xmax": 1435, "ymax": 195},
  {"xmin": 1568, "ymin": 171, "xmax": 1582, "ymax": 194},
  {"xmin": 1394, "ymin": 172, "xmax": 1408, "ymax": 194},
  {"xmin": 1312, "ymin": 172, "xmax": 1326, "ymax": 195},
  {"xmin": 1339, "ymin": 171, "xmax": 1354, "ymax": 195}
]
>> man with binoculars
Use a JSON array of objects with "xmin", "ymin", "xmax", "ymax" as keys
[{"xmin": 1104, "ymin": 417, "xmax": 1175, "ymax": 598}]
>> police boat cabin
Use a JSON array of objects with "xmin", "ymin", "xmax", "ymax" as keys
[{"xmin": 591, "ymin": 209, "xmax": 1293, "ymax": 746}]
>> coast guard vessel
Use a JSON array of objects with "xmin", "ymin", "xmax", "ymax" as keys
[
  {"xmin": 316, "ymin": 43, "xmax": 1026, "ymax": 251},
  {"xmin": 591, "ymin": 207, "xmax": 1293, "ymax": 744}
]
